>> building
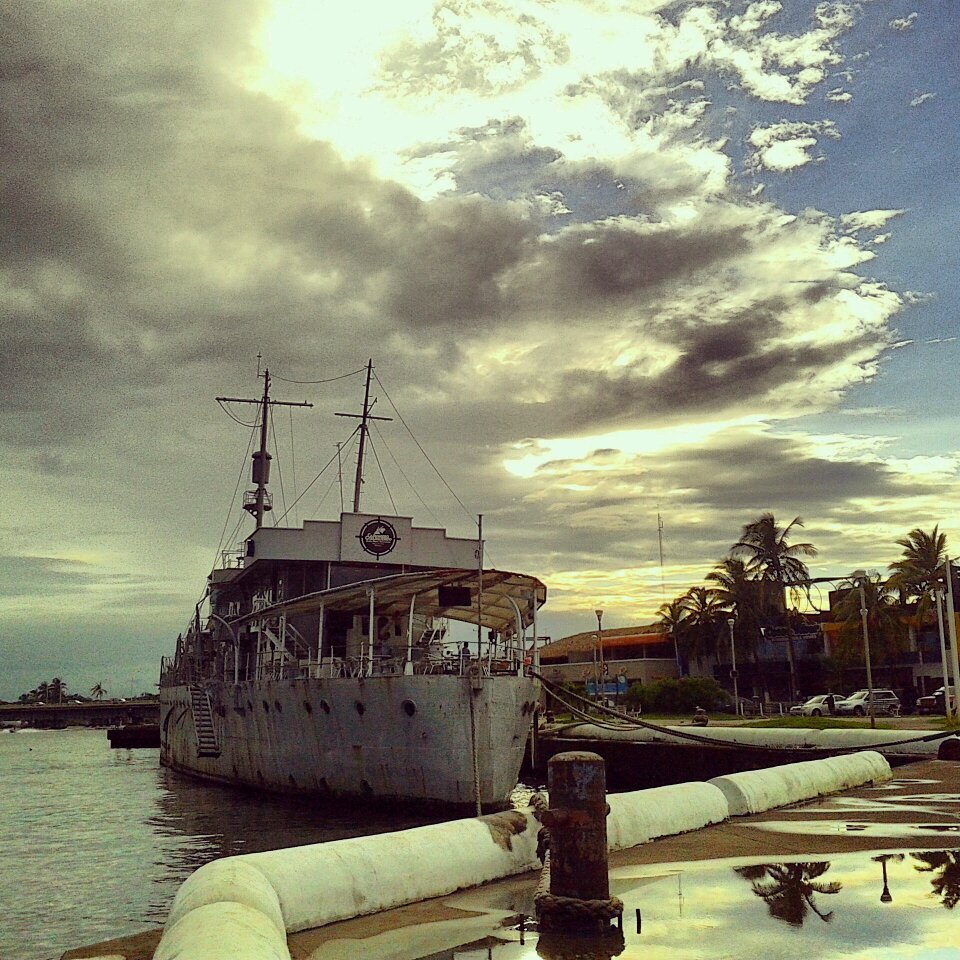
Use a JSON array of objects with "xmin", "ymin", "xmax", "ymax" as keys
[{"xmin": 538, "ymin": 625, "xmax": 679, "ymax": 685}]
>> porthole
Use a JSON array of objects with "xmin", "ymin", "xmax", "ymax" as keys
[
  {"xmin": 355, "ymin": 701, "xmax": 366, "ymax": 715},
  {"xmin": 274, "ymin": 700, "xmax": 282, "ymax": 713},
  {"xmin": 320, "ymin": 699, "xmax": 331, "ymax": 714},
  {"xmin": 262, "ymin": 700, "xmax": 270, "ymax": 712},
  {"xmin": 402, "ymin": 699, "xmax": 416, "ymax": 717},
  {"xmin": 304, "ymin": 701, "xmax": 313, "ymax": 714}
]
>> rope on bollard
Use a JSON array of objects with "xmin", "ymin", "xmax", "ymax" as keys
[
  {"xmin": 534, "ymin": 850, "xmax": 625, "ymax": 922},
  {"xmin": 531, "ymin": 791, "xmax": 624, "ymax": 925}
]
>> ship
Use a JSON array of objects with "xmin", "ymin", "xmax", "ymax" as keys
[{"xmin": 159, "ymin": 361, "xmax": 546, "ymax": 811}]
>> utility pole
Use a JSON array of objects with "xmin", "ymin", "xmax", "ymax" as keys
[
  {"xmin": 335, "ymin": 359, "xmax": 391, "ymax": 513},
  {"xmin": 853, "ymin": 570, "xmax": 876, "ymax": 730},
  {"xmin": 217, "ymin": 368, "xmax": 312, "ymax": 529},
  {"xmin": 942, "ymin": 559, "xmax": 960, "ymax": 719}
]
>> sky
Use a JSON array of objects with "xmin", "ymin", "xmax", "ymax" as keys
[{"xmin": 2, "ymin": 0, "xmax": 959, "ymax": 699}]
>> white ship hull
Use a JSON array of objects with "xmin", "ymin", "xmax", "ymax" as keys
[{"xmin": 160, "ymin": 673, "xmax": 537, "ymax": 810}]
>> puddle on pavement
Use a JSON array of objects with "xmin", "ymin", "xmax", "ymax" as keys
[
  {"xmin": 305, "ymin": 849, "xmax": 960, "ymax": 960},
  {"xmin": 866, "ymin": 778, "xmax": 941, "ymax": 791},
  {"xmin": 751, "ymin": 820, "xmax": 960, "ymax": 837},
  {"xmin": 785, "ymin": 796, "xmax": 960, "ymax": 818}
]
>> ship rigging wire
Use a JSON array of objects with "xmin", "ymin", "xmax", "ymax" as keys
[
  {"xmin": 367, "ymin": 432, "xmax": 398, "ymax": 514},
  {"xmin": 373, "ymin": 371, "xmax": 475, "ymax": 524},
  {"xmin": 273, "ymin": 424, "xmax": 361, "ymax": 526},
  {"xmin": 273, "ymin": 366, "xmax": 367, "ymax": 385},
  {"xmin": 268, "ymin": 406, "xmax": 288, "ymax": 524},
  {"xmin": 371, "ymin": 420, "xmax": 445, "ymax": 529},
  {"xmin": 212, "ymin": 419, "xmax": 259, "ymax": 569},
  {"xmin": 216, "ymin": 398, "xmax": 259, "ymax": 428}
]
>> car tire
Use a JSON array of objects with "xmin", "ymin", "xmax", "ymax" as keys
[
  {"xmin": 812, "ymin": 709, "xmax": 822, "ymax": 717},
  {"xmin": 891, "ymin": 706, "xmax": 900, "ymax": 717},
  {"xmin": 854, "ymin": 706, "xmax": 865, "ymax": 717}
]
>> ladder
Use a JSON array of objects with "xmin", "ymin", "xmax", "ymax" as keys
[{"xmin": 189, "ymin": 684, "xmax": 221, "ymax": 758}]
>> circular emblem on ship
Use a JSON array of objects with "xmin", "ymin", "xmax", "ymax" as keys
[{"xmin": 357, "ymin": 518, "xmax": 400, "ymax": 557}]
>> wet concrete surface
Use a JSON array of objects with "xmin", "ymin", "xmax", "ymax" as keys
[{"xmin": 63, "ymin": 760, "xmax": 960, "ymax": 960}]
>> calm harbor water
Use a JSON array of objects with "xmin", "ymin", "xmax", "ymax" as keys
[{"xmin": 0, "ymin": 728, "xmax": 451, "ymax": 960}]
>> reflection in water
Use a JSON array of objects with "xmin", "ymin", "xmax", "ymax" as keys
[
  {"xmin": 912, "ymin": 851, "xmax": 960, "ymax": 908},
  {"xmin": 735, "ymin": 862, "xmax": 842, "ymax": 926},
  {"xmin": 536, "ymin": 925, "xmax": 625, "ymax": 960},
  {"xmin": 873, "ymin": 854, "xmax": 903, "ymax": 904}
]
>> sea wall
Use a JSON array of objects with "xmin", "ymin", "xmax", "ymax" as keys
[{"xmin": 152, "ymin": 750, "xmax": 892, "ymax": 960}]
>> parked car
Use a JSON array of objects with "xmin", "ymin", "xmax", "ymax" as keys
[
  {"xmin": 835, "ymin": 689, "xmax": 900, "ymax": 717},
  {"xmin": 917, "ymin": 686, "xmax": 957, "ymax": 715},
  {"xmin": 790, "ymin": 694, "xmax": 836, "ymax": 717}
]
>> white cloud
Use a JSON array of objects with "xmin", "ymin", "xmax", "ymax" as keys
[
  {"xmin": 826, "ymin": 87, "xmax": 852, "ymax": 103},
  {"xmin": 840, "ymin": 209, "xmax": 906, "ymax": 233},
  {"xmin": 888, "ymin": 12, "xmax": 918, "ymax": 31},
  {"xmin": 748, "ymin": 120, "xmax": 840, "ymax": 172}
]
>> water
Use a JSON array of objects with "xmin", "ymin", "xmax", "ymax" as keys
[
  {"xmin": 0, "ymin": 729, "xmax": 450, "ymax": 960},
  {"xmin": 391, "ymin": 850, "xmax": 960, "ymax": 960}
]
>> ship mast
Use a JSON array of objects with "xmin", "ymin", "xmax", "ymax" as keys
[
  {"xmin": 335, "ymin": 358, "xmax": 391, "ymax": 513},
  {"xmin": 217, "ymin": 368, "xmax": 312, "ymax": 529}
]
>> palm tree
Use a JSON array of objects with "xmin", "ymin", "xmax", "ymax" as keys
[
  {"xmin": 888, "ymin": 526, "xmax": 948, "ymax": 625},
  {"xmin": 732, "ymin": 514, "xmax": 817, "ymax": 701},
  {"xmin": 657, "ymin": 595, "xmax": 691, "ymax": 674},
  {"xmin": 913, "ymin": 851, "xmax": 960, "ymax": 909},
  {"xmin": 680, "ymin": 585, "xmax": 724, "ymax": 669},
  {"xmin": 90, "ymin": 682, "xmax": 106, "ymax": 701},
  {"xmin": 707, "ymin": 557, "xmax": 769, "ymax": 699},
  {"xmin": 49, "ymin": 677, "xmax": 66, "ymax": 703},
  {"xmin": 35, "ymin": 681, "xmax": 50, "ymax": 703},
  {"xmin": 831, "ymin": 577, "xmax": 906, "ymax": 685},
  {"xmin": 735, "ymin": 862, "xmax": 841, "ymax": 926}
]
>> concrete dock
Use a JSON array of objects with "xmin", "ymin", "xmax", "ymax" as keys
[{"xmin": 61, "ymin": 756, "xmax": 960, "ymax": 960}]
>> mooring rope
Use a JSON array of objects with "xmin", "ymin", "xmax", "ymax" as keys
[
  {"xmin": 530, "ymin": 790, "xmax": 624, "ymax": 924},
  {"xmin": 533, "ymin": 670, "xmax": 959, "ymax": 754}
]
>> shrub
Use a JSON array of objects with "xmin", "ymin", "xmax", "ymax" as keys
[{"xmin": 628, "ymin": 676, "xmax": 731, "ymax": 714}]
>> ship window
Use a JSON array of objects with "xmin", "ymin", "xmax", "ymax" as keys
[
  {"xmin": 274, "ymin": 700, "xmax": 282, "ymax": 712},
  {"xmin": 304, "ymin": 701, "xmax": 313, "ymax": 714},
  {"xmin": 402, "ymin": 699, "xmax": 416, "ymax": 717},
  {"xmin": 262, "ymin": 700, "xmax": 270, "ymax": 712},
  {"xmin": 355, "ymin": 700, "xmax": 366, "ymax": 715},
  {"xmin": 320, "ymin": 699, "xmax": 331, "ymax": 714}
]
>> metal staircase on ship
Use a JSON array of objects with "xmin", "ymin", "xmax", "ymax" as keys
[{"xmin": 188, "ymin": 684, "xmax": 221, "ymax": 758}]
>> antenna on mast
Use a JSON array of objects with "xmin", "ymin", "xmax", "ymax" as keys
[
  {"xmin": 216, "ymin": 367, "xmax": 312, "ymax": 530},
  {"xmin": 657, "ymin": 507, "xmax": 666, "ymax": 600},
  {"xmin": 335, "ymin": 359, "xmax": 392, "ymax": 513}
]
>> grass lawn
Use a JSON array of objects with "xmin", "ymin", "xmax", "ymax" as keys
[{"xmin": 735, "ymin": 715, "xmax": 896, "ymax": 730}]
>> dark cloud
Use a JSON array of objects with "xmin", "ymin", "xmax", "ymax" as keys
[{"xmin": 0, "ymin": 555, "xmax": 142, "ymax": 598}]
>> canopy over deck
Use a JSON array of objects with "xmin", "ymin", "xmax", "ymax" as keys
[{"xmin": 228, "ymin": 568, "xmax": 546, "ymax": 633}]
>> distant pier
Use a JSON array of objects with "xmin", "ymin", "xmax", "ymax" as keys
[{"xmin": 0, "ymin": 699, "xmax": 159, "ymax": 729}]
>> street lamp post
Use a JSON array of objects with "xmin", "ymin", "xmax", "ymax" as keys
[
  {"xmin": 853, "ymin": 570, "xmax": 876, "ymax": 730},
  {"xmin": 942, "ymin": 558, "xmax": 960, "ymax": 720},
  {"xmin": 934, "ymin": 586, "xmax": 952, "ymax": 714},
  {"xmin": 595, "ymin": 609, "xmax": 605, "ymax": 697},
  {"xmin": 727, "ymin": 617, "xmax": 738, "ymax": 716}
]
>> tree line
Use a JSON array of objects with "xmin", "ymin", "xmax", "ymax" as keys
[
  {"xmin": 658, "ymin": 513, "xmax": 949, "ymax": 701},
  {"xmin": 18, "ymin": 680, "xmax": 107, "ymax": 704}
]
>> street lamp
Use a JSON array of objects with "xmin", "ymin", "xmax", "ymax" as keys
[
  {"xmin": 852, "ymin": 570, "xmax": 876, "ymax": 730},
  {"xmin": 595, "ymin": 609, "xmax": 605, "ymax": 695},
  {"xmin": 727, "ymin": 617, "xmax": 738, "ymax": 716}
]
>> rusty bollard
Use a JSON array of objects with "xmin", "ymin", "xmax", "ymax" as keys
[{"xmin": 536, "ymin": 751, "xmax": 622, "ymax": 933}]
